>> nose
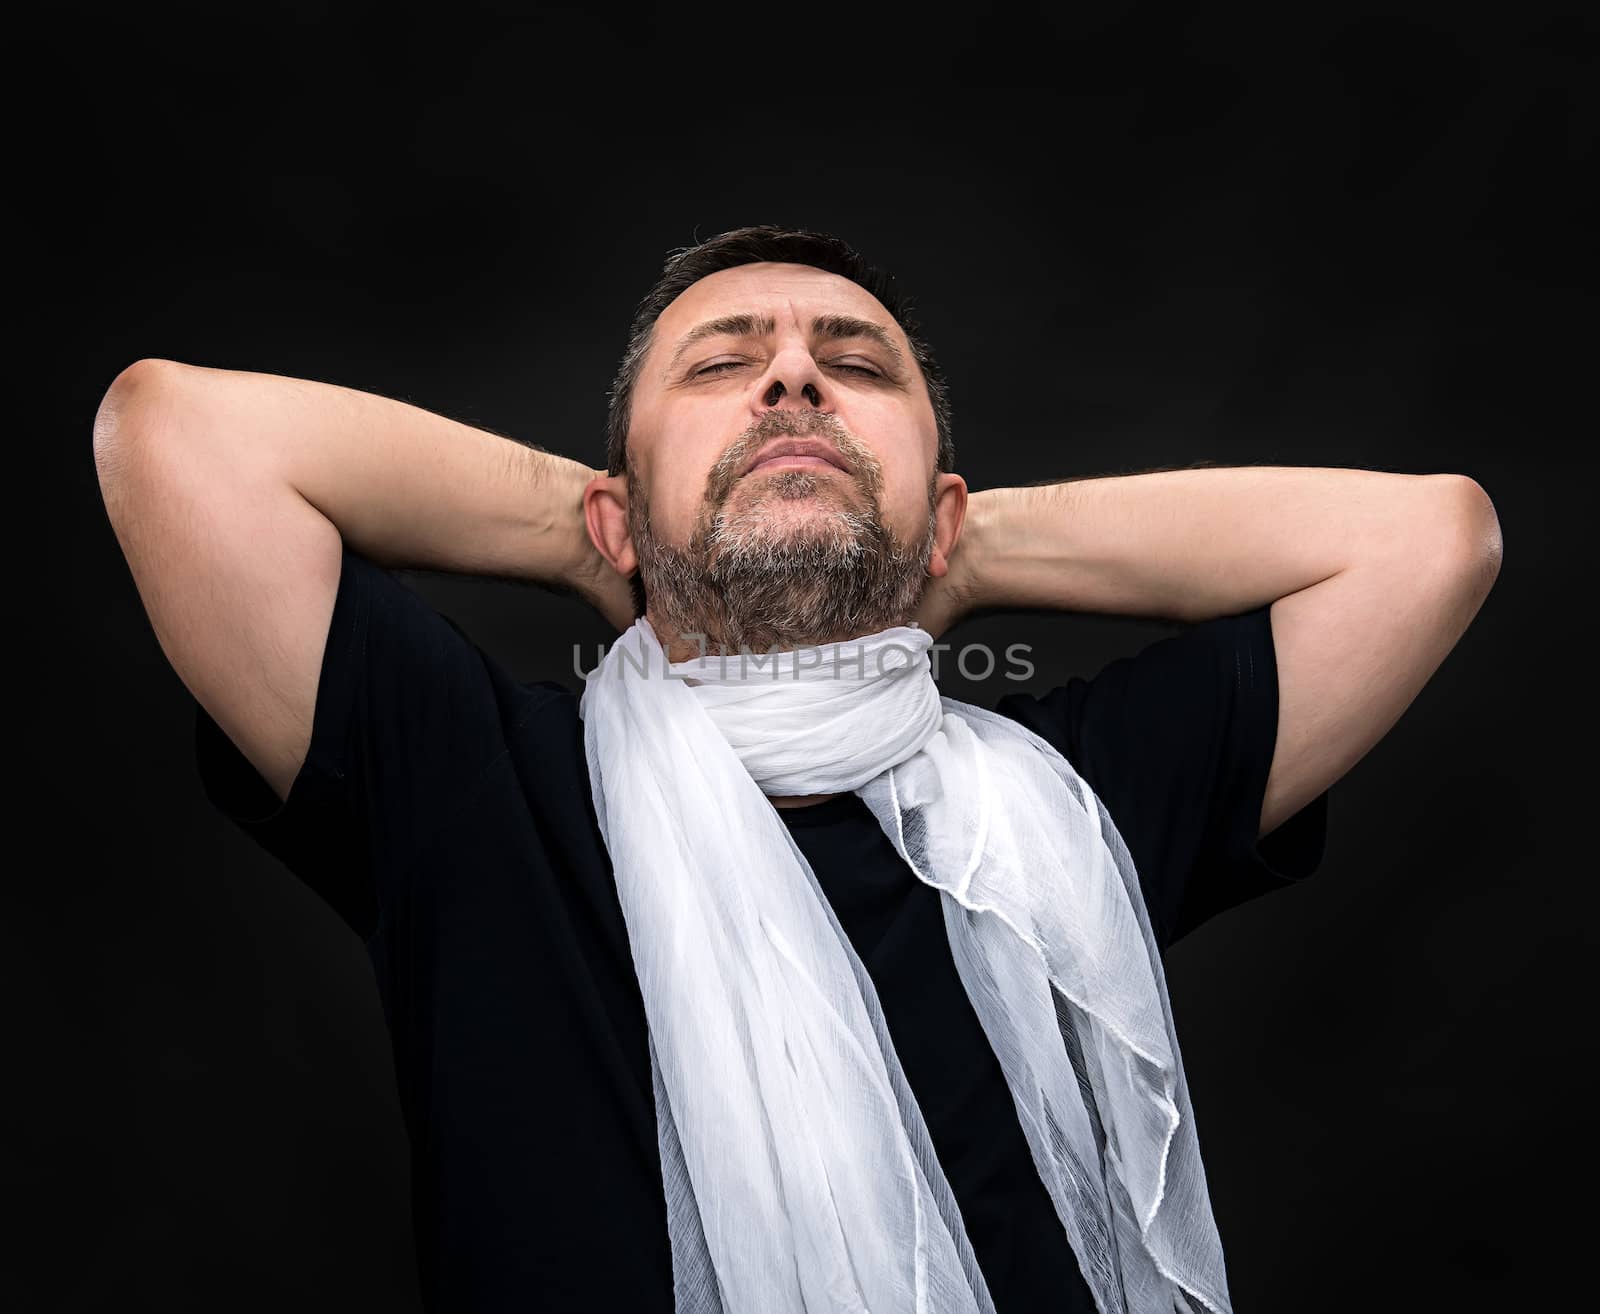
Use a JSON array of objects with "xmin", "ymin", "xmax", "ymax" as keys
[
  {"xmin": 763, "ymin": 378, "xmax": 822, "ymax": 409},
  {"xmin": 755, "ymin": 332, "xmax": 831, "ymax": 424}
]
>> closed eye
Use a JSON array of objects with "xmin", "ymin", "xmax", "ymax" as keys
[{"xmin": 695, "ymin": 360, "xmax": 882, "ymax": 378}]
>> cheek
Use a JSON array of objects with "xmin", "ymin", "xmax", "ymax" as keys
[
  {"xmin": 888, "ymin": 482, "xmax": 935, "ymax": 544},
  {"xmin": 852, "ymin": 395, "xmax": 934, "ymax": 472},
  {"xmin": 864, "ymin": 418, "xmax": 932, "ymax": 497},
  {"xmin": 650, "ymin": 415, "xmax": 732, "ymax": 536}
]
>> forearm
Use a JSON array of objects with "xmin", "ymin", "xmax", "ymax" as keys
[
  {"xmin": 964, "ymin": 465, "xmax": 1485, "ymax": 623},
  {"xmin": 123, "ymin": 358, "xmax": 599, "ymax": 588}
]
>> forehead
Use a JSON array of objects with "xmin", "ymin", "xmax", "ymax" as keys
[{"xmin": 653, "ymin": 262, "xmax": 901, "ymax": 344}]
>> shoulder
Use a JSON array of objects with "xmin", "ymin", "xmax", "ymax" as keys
[
  {"xmin": 990, "ymin": 607, "xmax": 1325, "ymax": 948},
  {"xmin": 991, "ymin": 608, "xmax": 1273, "ymax": 787}
]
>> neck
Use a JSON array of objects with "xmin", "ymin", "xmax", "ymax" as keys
[
  {"xmin": 652, "ymin": 617, "xmax": 861, "ymax": 809},
  {"xmin": 648, "ymin": 610, "xmax": 876, "ymax": 666},
  {"xmin": 770, "ymin": 791, "xmax": 843, "ymax": 810},
  {"xmin": 645, "ymin": 604, "xmax": 924, "ymax": 813}
]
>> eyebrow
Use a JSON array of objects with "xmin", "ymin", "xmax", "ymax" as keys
[{"xmin": 663, "ymin": 312, "xmax": 907, "ymax": 377}]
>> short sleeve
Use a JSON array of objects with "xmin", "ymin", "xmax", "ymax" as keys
[
  {"xmin": 192, "ymin": 545, "xmax": 519, "ymax": 941},
  {"xmin": 993, "ymin": 604, "xmax": 1328, "ymax": 950}
]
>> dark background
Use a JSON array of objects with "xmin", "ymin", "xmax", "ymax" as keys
[{"xmin": 22, "ymin": 2, "xmax": 1594, "ymax": 1310}]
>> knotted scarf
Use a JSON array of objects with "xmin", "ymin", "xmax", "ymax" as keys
[{"xmin": 578, "ymin": 617, "xmax": 1231, "ymax": 1314}]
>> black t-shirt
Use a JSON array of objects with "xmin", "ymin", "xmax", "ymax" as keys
[{"xmin": 193, "ymin": 546, "xmax": 1329, "ymax": 1313}]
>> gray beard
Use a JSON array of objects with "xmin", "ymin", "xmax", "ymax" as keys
[{"xmin": 629, "ymin": 461, "xmax": 937, "ymax": 656}]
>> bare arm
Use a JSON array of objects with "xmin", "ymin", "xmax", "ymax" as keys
[
  {"xmin": 930, "ymin": 466, "xmax": 1503, "ymax": 839},
  {"xmin": 92, "ymin": 358, "xmax": 630, "ymax": 802}
]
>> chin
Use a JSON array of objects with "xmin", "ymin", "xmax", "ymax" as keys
[
  {"xmin": 708, "ymin": 500, "xmax": 866, "ymax": 564},
  {"xmin": 705, "ymin": 467, "xmax": 878, "ymax": 561},
  {"xmin": 734, "ymin": 466, "xmax": 857, "ymax": 510}
]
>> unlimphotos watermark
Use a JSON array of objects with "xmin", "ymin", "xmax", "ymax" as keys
[{"xmin": 572, "ymin": 635, "xmax": 1036, "ymax": 683}]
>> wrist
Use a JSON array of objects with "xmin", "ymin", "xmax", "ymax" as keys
[
  {"xmin": 559, "ymin": 460, "xmax": 639, "ymax": 631},
  {"xmin": 952, "ymin": 488, "xmax": 1003, "ymax": 614},
  {"xmin": 532, "ymin": 455, "xmax": 599, "ymax": 577}
]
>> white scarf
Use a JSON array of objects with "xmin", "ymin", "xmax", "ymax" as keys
[{"xmin": 579, "ymin": 617, "xmax": 1231, "ymax": 1314}]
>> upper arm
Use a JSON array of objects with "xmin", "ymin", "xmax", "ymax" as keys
[
  {"xmin": 97, "ymin": 360, "xmax": 530, "ymax": 940},
  {"xmin": 94, "ymin": 358, "xmax": 343, "ymax": 802},
  {"xmin": 1261, "ymin": 475, "xmax": 1503, "ymax": 838}
]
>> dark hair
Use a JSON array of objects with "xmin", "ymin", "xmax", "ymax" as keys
[{"xmin": 604, "ymin": 225, "xmax": 955, "ymax": 477}]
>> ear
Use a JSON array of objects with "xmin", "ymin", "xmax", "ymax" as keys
[
  {"xmin": 584, "ymin": 471, "xmax": 638, "ymax": 578},
  {"xmin": 926, "ymin": 473, "xmax": 968, "ymax": 579}
]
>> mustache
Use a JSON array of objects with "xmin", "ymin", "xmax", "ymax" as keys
[{"xmin": 704, "ymin": 411, "xmax": 879, "ymax": 510}]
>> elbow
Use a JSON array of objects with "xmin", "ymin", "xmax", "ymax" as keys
[
  {"xmin": 92, "ymin": 358, "xmax": 189, "ymax": 482},
  {"xmin": 1427, "ymin": 474, "xmax": 1503, "ymax": 597}
]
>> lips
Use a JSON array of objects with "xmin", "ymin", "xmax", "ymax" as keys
[{"xmin": 739, "ymin": 437, "xmax": 853, "ymax": 479}]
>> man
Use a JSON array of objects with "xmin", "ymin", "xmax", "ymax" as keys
[{"xmin": 92, "ymin": 225, "xmax": 1502, "ymax": 1312}]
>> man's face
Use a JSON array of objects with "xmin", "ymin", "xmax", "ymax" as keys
[
  {"xmin": 590, "ymin": 262, "xmax": 964, "ymax": 653},
  {"xmin": 631, "ymin": 262, "xmax": 941, "ymax": 553}
]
